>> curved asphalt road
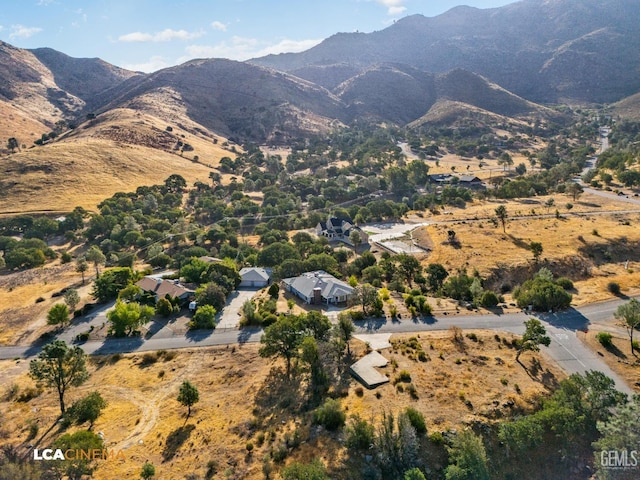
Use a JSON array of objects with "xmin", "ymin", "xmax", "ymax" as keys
[{"xmin": 1, "ymin": 296, "xmax": 636, "ymax": 396}]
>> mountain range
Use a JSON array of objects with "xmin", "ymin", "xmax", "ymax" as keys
[
  {"xmin": 2, "ymin": 0, "xmax": 639, "ymax": 147},
  {"xmin": 1, "ymin": 0, "xmax": 640, "ymax": 213}
]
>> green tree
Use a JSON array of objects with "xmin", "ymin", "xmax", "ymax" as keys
[
  {"xmin": 375, "ymin": 411, "xmax": 420, "ymax": 478},
  {"xmin": 567, "ymin": 182, "xmax": 583, "ymax": 201},
  {"xmin": 613, "ymin": 298, "xmax": 640, "ymax": 356},
  {"xmin": 91, "ymin": 267, "xmax": 136, "ymax": 303},
  {"xmin": 49, "ymin": 430, "xmax": 103, "ymax": 480},
  {"xmin": 177, "ymin": 380, "xmax": 199, "ymax": 418},
  {"xmin": 189, "ymin": 305, "xmax": 217, "ymax": 330},
  {"xmin": 140, "ymin": 462, "xmax": 156, "ymax": 480},
  {"xmin": 29, "ymin": 340, "xmax": 89, "ymax": 414},
  {"xmin": 349, "ymin": 283, "xmax": 379, "ymax": 316},
  {"xmin": 63, "ymin": 288, "xmax": 80, "ymax": 313},
  {"xmin": 156, "ymin": 297, "xmax": 174, "ymax": 317},
  {"xmin": 76, "ymin": 257, "xmax": 89, "ymax": 284},
  {"xmin": 593, "ymin": 395, "xmax": 640, "ymax": 480},
  {"xmin": 495, "ymin": 205, "xmax": 508, "ymax": 233},
  {"xmin": 195, "ymin": 283, "xmax": 228, "ymax": 312},
  {"xmin": 396, "ymin": 254, "xmax": 421, "ymax": 286},
  {"xmin": 67, "ymin": 391, "xmax": 107, "ymax": 428},
  {"xmin": 516, "ymin": 318, "xmax": 551, "ymax": 363},
  {"xmin": 85, "ymin": 245, "xmax": 106, "ymax": 278},
  {"xmin": 345, "ymin": 415, "xmax": 375, "ymax": 451},
  {"xmin": 281, "ymin": 459, "xmax": 328, "ymax": 480},
  {"xmin": 404, "ymin": 468, "xmax": 427, "ymax": 480},
  {"xmin": 426, "ymin": 263, "xmax": 448, "ymax": 292},
  {"xmin": 529, "ymin": 241, "xmax": 543, "ymax": 263},
  {"xmin": 7, "ymin": 137, "xmax": 19, "ymax": 153},
  {"xmin": 513, "ymin": 275, "xmax": 572, "ymax": 311},
  {"xmin": 107, "ymin": 301, "xmax": 154, "ymax": 337},
  {"xmin": 444, "ymin": 430, "xmax": 490, "ymax": 480},
  {"xmin": 259, "ymin": 316, "xmax": 302, "ymax": 379},
  {"xmin": 47, "ymin": 303, "xmax": 70, "ymax": 328},
  {"xmin": 335, "ymin": 313, "xmax": 355, "ymax": 355}
]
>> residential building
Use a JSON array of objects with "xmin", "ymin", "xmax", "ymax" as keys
[{"xmin": 283, "ymin": 270, "xmax": 354, "ymax": 305}]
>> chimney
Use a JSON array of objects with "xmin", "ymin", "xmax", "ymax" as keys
[{"xmin": 313, "ymin": 287, "xmax": 322, "ymax": 305}]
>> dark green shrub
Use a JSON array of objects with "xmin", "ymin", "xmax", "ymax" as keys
[
  {"xmin": 607, "ymin": 282, "xmax": 621, "ymax": 295},
  {"xmin": 313, "ymin": 399, "xmax": 346, "ymax": 431},
  {"xmin": 478, "ymin": 290, "xmax": 499, "ymax": 308},
  {"xmin": 596, "ymin": 332, "xmax": 613, "ymax": 348},
  {"xmin": 556, "ymin": 277, "xmax": 574, "ymax": 290},
  {"xmin": 404, "ymin": 407, "xmax": 427, "ymax": 435},
  {"xmin": 345, "ymin": 416, "xmax": 375, "ymax": 450}
]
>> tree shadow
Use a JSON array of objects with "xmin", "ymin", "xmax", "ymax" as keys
[
  {"xmin": 162, "ymin": 424, "xmax": 195, "ymax": 462},
  {"xmin": 185, "ymin": 327, "xmax": 214, "ymax": 342},
  {"xmin": 91, "ymin": 336, "xmax": 144, "ymax": 356},
  {"xmin": 518, "ymin": 356, "xmax": 559, "ymax": 390},
  {"xmin": 253, "ymin": 367, "xmax": 304, "ymax": 420},
  {"xmin": 535, "ymin": 307, "xmax": 590, "ymax": 332},
  {"xmin": 355, "ymin": 317, "xmax": 387, "ymax": 332},
  {"xmin": 237, "ymin": 326, "xmax": 262, "ymax": 344},
  {"xmin": 602, "ymin": 342, "xmax": 628, "ymax": 360}
]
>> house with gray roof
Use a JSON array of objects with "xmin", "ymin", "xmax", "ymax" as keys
[
  {"xmin": 282, "ymin": 270, "xmax": 354, "ymax": 305},
  {"xmin": 316, "ymin": 216, "xmax": 368, "ymax": 247},
  {"xmin": 239, "ymin": 267, "xmax": 272, "ymax": 288}
]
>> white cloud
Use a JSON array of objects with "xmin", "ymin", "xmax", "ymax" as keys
[
  {"xmin": 38, "ymin": 0, "xmax": 54, "ymax": 5},
  {"xmin": 375, "ymin": 0, "xmax": 407, "ymax": 15},
  {"xmin": 9, "ymin": 24, "xmax": 43, "ymax": 40},
  {"xmin": 122, "ymin": 55, "xmax": 171, "ymax": 73},
  {"xmin": 118, "ymin": 28, "xmax": 204, "ymax": 43},
  {"xmin": 211, "ymin": 21, "xmax": 227, "ymax": 32},
  {"xmin": 181, "ymin": 36, "xmax": 322, "ymax": 62}
]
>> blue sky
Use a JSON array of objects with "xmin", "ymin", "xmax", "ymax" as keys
[{"xmin": 0, "ymin": 0, "xmax": 515, "ymax": 72}]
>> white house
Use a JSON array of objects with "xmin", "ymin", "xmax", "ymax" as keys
[
  {"xmin": 283, "ymin": 270, "xmax": 354, "ymax": 305},
  {"xmin": 239, "ymin": 267, "xmax": 272, "ymax": 288}
]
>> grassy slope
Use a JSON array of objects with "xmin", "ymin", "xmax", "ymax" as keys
[
  {"xmin": 0, "ymin": 108, "xmax": 236, "ymax": 214},
  {"xmin": 0, "ymin": 331, "xmax": 563, "ymax": 479}
]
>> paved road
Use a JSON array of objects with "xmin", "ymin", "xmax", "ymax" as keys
[{"xmin": 2, "ymin": 296, "xmax": 636, "ymax": 395}]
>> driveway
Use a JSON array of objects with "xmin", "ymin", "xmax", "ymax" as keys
[{"xmin": 216, "ymin": 288, "xmax": 258, "ymax": 329}]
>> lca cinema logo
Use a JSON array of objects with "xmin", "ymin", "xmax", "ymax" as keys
[
  {"xmin": 600, "ymin": 450, "xmax": 639, "ymax": 470},
  {"xmin": 33, "ymin": 448, "xmax": 125, "ymax": 461}
]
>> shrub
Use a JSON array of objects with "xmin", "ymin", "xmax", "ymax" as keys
[
  {"xmin": 429, "ymin": 431, "xmax": 445, "ymax": 445},
  {"xmin": 555, "ymin": 277, "xmax": 574, "ymax": 290},
  {"xmin": 345, "ymin": 416, "xmax": 375, "ymax": 450},
  {"xmin": 478, "ymin": 290, "xmax": 499, "ymax": 308},
  {"xmin": 607, "ymin": 282, "xmax": 621, "ymax": 295},
  {"xmin": 267, "ymin": 283, "xmax": 279, "ymax": 299},
  {"xmin": 395, "ymin": 370, "xmax": 412, "ymax": 384},
  {"xmin": 313, "ymin": 399, "xmax": 346, "ymax": 430},
  {"xmin": 596, "ymin": 332, "xmax": 613, "ymax": 348},
  {"xmin": 404, "ymin": 407, "xmax": 427, "ymax": 435}
]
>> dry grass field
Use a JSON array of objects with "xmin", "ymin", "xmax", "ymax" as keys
[
  {"xmin": 0, "ymin": 108, "xmax": 238, "ymax": 214},
  {"xmin": 0, "ymin": 102, "xmax": 49, "ymax": 148},
  {"xmin": 412, "ymin": 201, "xmax": 640, "ymax": 305},
  {"xmin": 0, "ymin": 330, "xmax": 561, "ymax": 479}
]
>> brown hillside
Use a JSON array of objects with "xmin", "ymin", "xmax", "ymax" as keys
[
  {"xmin": 0, "ymin": 101, "xmax": 49, "ymax": 149},
  {"xmin": 0, "ymin": 137, "xmax": 216, "ymax": 214}
]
